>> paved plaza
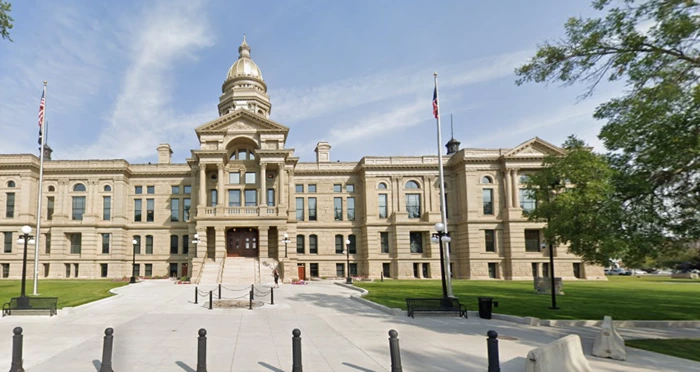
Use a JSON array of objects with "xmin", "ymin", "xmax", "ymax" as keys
[{"xmin": 1, "ymin": 280, "xmax": 699, "ymax": 371}]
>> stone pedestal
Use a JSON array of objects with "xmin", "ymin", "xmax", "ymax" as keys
[
  {"xmin": 534, "ymin": 277, "xmax": 564, "ymax": 295},
  {"xmin": 592, "ymin": 316, "xmax": 626, "ymax": 360}
]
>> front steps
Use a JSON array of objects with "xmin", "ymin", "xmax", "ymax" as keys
[
  {"xmin": 196, "ymin": 256, "xmax": 281, "ymax": 285},
  {"xmin": 198, "ymin": 259, "xmax": 221, "ymax": 284},
  {"xmin": 222, "ymin": 257, "xmax": 257, "ymax": 285}
]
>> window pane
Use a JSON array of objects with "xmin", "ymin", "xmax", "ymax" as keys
[
  {"xmin": 184, "ymin": 185, "xmax": 191, "ymax": 194},
  {"xmin": 483, "ymin": 189, "xmax": 493, "ymax": 215},
  {"xmin": 525, "ymin": 230, "xmax": 541, "ymax": 252},
  {"xmin": 238, "ymin": 149, "xmax": 247, "ymax": 160},
  {"xmin": 308, "ymin": 184, "xmax": 316, "ymax": 193},
  {"xmin": 228, "ymin": 190, "xmax": 241, "ymax": 207},
  {"xmin": 406, "ymin": 194, "xmax": 421, "ymax": 218},
  {"xmin": 347, "ymin": 197, "xmax": 355, "ymax": 221},
  {"xmin": 267, "ymin": 189, "xmax": 275, "ymax": 206},
  {"xmin": 295, "ymin": 184, "xmax": 304, "ymax": 193},
  {"xmin": 133, "ymin": 236, "xmax": 141, "ymax": 254},
  {"xmin": 409, "ymin": 232, "xmax": 423, "ymax": 253},
  {"xmin": 146, "ymin": 235, "xmax": 153, "ymax": 254},
  {"xmin": 520, "ymin": 189, "xmax": 536, "ymax": 212},
  {"xmin": 103, "ymin": 196, "xmax": 111, "ymax": 220},
  {"xmin": 334, "ymin": 197, "xmax": 342, "ymax": 221},
  {"xmin": 147, "ymin": 186, "xmax": 154, "ymax": 194},
  {"xmin": 309, "ymin": 235, "xmax": 317, "ymax": 254},
  {"xmin": 210, "ymin": 190, "xmax": 217, "ymax": 207},
  {"xmin": 4, "ymin": 232, "xmax": 12, "ymax": 253},
  {"xmin": 146, "ymin": 199, "xmax": 154, "ymax": 222},
  {"xmin": 379, "ymin": 194, "xmax": 387, "ymax": 218},
  {"xmin": 296, "ymin": 235, "xmax": 304, "ymax": 254},
  {"xmin": 170, "ymin": 235, "xmax": 178, "ymax": 254},
  {"xmin": 229, "ymin": 172, "xmax": 240, "ymax": 184},
  {"xmin": 47, "ymin": 196, "xmax": 55, "ymax": 220},
  {"xmin": 245, "ymin": 172, "xmax": 256, "ymax": 184},
  {"xmin": 135, "ymin": 186, "xmax": 142, "ymax": 194},
  {"xmin": 333, "ymin": 184, "xmax": 341, "ymax": 192},
  {"xmin": 308, "ymin": 197, "xmax": 317, "ymax": 221},
  {"xmin": 378, "ymin": 183, "xmax": 387, "ymax": 189},
  {"xmin": 405, "ymin": 181, "xmax": 419, "ymax": 189},
  {"xmin": 245, "ymin": 190, "xmax": 257, "ymax": 206},
  {"xmin": 485, "ymin": 230, "xmax": 495, "ymax": 252},
  {"xmin": 102, "ymin": 234, "xmax": 110, "ymax": 254},
  {"xmin": 183, "ymin": 198, "xmax": 191, "ymax": 221},
  {"xmin": 335, "ymin": 235, "xmax": 343, "ymax": 253},
  {"xmin": 134, "ymin": 199, "xmax": 142, "ymax": 221},
  {"xmin": 296, "ymin": 198, "xmax": 304, "ymax": 221},
  {"xmin": 70, "ymin": 234, "xmax": 82, "ymax": 254},
  {"xmin": 171, "ymin": 199, "xmax": 179, "ymax": 222},
  {"xmin": 172, "ymin": 186, "xmax": 179, "ymax": 194},
  {"xmin": 183, "ymin": 235, "xmax": 189, "ymax": 255},
  {"xmin": 380, "ymin": 232, "xmax": 389, "ymax": 253},
  {"xmin": 72, "ymin": 196, "xmax": 86, "ymax": 220},
  {"xmin": 5, "ymin": 192, "xmax": 14, "ymax": 218},
  {"xmin": 348, "ymin": 235, "xmax": 356, "ymax": 254},
  {"xmin": 346, "ymin": 184, "xmax": 354, "ymax": 192}
]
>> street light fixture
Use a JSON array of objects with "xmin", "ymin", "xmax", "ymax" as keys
[
  {"xmin": 281, "ymin": 233, "xmax": 291, "ymax": 259},
  {"xmin": 430, "ymin": 222, "xmax": 452, "ymax": 299},
  {"xmin": 16, "ymin": 225, "xmax": 35, "ymax": 308},
  {"xmin": 345, "ymin": 239, "xmax": 352, "ymax": 284},
  {"xmin": 130, "ymin": 238, "xmax": 138, "ymax": 284},
  {"xmin": 544, "ymin": 179, "xmax": 561, "ymax": 310},
  {"xmin": 191, "ymin": 233, "xmax": 201, "ymax": 257}
]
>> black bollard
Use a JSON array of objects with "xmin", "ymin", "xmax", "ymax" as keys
[
  {"xmin": 99, "ymin": 328, "xmax": 114, "ymax": 372},
  {"xmin": 9, "ymin": 327, "xmax": 24, "ymax": 372},
  {"xmin": 196, "ymin": 328, "xmax": 207, "ymax": 372},
  {"xmin": 388, "ymin": 329, "xmax": 402, "ymax": 372},
  {"xmin": 270, "ymin": 287, "xmax": 274, "ymax": 305},
  {"xmin": 292, "ymin": 329, "xmax": 303, "ymax": 372},
  {"xmin": 209, "ymin": 291, "xmax": 213, "ymax": 310},
  {"xmin": 487, "ymin": 330, "xmax": 500, "ymax": 372},
  {"xmin": 195, "ymin": 287, "xmax": 198, "ymax": 304},
  {"xmin": 249, "ymin": 289, "xmax": 253, "ymax": 310},
  {"xmin": 218, "ymin": 284, "xmax": 221, "ymax": 300}
]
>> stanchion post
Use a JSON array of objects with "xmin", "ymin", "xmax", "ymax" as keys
[
  {"xmin": 292, "ymin": 328, "xmax": 303, "ymax": 372},
  {"xmin": 209, "ymin": 290, "xmax": 213, "ymax": 310},
  {"xmin": 271, "ymin": 287, "xmax": 274, "ymax": 305},
  {"xmin": 218, "ymin": 284, "xmax": 221, "ymax": 300},
  {"xmin": 388, "ymin": 329, "xmax": 403, "ymax": 372},
  {"xmin": 196, "ymin": 328, "xmax": 207, "ymax": 372},
  {"xmin": 195, "ymin": 287, "xmax": 198, "ymax": 304},
  {"xmin": 249, "ymin": 289, "xmax": 253, "ymax": 310},
  {"xmin": 9, "ymin": 327, "xmax": 24, "ymax": 372},
  {"xmin": 99, "ymin": 328, "xmax": 114, "ymax": 372},
  {"xmin": 487, "ymin": 330, "xmax": 500, "ymax": 372}
]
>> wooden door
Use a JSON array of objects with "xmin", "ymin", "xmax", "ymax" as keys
[
  {"xmin": 297, "ymin": 265, "xmax": 306, "ymax": 280},
  {"xmin": 226, "ymin": 228, "xmax": 259, "ymax": 257}
]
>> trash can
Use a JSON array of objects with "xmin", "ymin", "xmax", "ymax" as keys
[{"xmin": 478, "ymin": 297, "xmax": 499, "ymax": 319}]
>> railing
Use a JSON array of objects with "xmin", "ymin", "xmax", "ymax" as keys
[
  {"xmin": 216, "ymin": 255, "xmax": 226, "ymax": 284},
  {"xmin": 193, "ymin": 251, "xmax": 207, "ymax": 285},
  {"xmin": 199, "ymin": 206, "xmax": 279, "ymax": 217}
]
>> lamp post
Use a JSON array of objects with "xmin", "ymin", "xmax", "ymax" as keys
[
  {"xmin": 345, "ymin": 239, "xmax": 352, "ymax": 284},
  {"xmin": 430, "ymin": 222, "xmax": 452, "ymax": 299},
  {"xmin": 191, "ymin": 233, "xmax": 201, "ymax": 258},
  {"xmin": 16, "ymin": 225, "xmax": 35, "ymax": 308},
  {"xmin": 544, "ymin": 179, "xmax": 560, "ymax": 310},
  {"xmin": 130, "ymin": 239, "xmax": 137, "ymax": 284},
  {"xmin": 281, "ymin": 233, "xmax": 291, "ymax": 259}
]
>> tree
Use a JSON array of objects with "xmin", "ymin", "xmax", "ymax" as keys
[
  {"xmin": 516, "ymin": 0, "xmax": 700, "ymax": 257},
  {"xmin": 0, "ymin": 1, "xmax": 13, "ymax": 42}
]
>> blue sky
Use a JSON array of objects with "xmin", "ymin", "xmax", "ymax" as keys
[{"xmin": 0, "ymin": 0, "xmax": 621, "ymax": 164}]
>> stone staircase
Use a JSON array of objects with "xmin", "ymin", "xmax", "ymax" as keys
[
  {"xmin": 198, "ymin": 259, "xmax": 222, "ymax": 285},
  {"xmin": 222, "ymin": 257, "xmax": 257, "ymax": 284}
]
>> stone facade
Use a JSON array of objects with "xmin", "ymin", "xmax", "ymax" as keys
[{"xmin": 0, "ymin": 38, "xmax": 605, "ymax": 281}]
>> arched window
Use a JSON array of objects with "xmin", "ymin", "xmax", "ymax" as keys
[
  {"xmin": 237, "ymin": 149, "xmax": 247, "ymax": 160},
  {"xmin": 405, "ymin": 181, "xmax": 420, "ymax": 189},
  {"xmin": 378, "ymin": 182, "xmax": 388, "ymax": 189},
  {"xmin": 73, "ymin": 183, "xmax": 86, "ymax": 192},
  {"xmin": 481, "ymin": 176, "xmax": 493, "ymax": 184},
  {"xmin": 249, "ymin": 151, "xmax": 255, "ymax": 160},
  {"xmin": 48, "ymin": 185, "xmax": 55, "ymax": 192},
  {"xmin": 103, "ymin": 185, "xmax": 112, "ymax": 192},
  {"xmin": 7, "ymin": 181, "xmax": 15, "ymax": 188},
  {"xmin": 519, "ymin": 175, "xmax": 530, "ymax": 184}
]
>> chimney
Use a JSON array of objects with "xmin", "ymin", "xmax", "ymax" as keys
[
  {"xmin": 157, "ymin": 144, "xmax": 173, "ymax": 164},
  {"xmin": 314, "ymin": 142, "xmax": 331, "ymax": 163}
]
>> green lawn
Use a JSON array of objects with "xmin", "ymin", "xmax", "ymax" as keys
[
  {"xmin": 0, "ymin": 280, "xmax": 128, "ymax": 309},
  {"xmin": 626, "ymin": 339, "xmax": 700, "ymax": 362},
  {"xmin": 354, "ymin": 276, "xmax": 700, "ymax": 320}
]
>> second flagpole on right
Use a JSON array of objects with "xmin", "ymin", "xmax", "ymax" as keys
[{"xmin": 433, "ymin": 72, "xmax": 454, "ymax": 298}]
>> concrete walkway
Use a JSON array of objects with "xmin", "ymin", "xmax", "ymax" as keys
[{"xmin": 0, "ymin": 280, "xmax": 698, "ymax": 371}]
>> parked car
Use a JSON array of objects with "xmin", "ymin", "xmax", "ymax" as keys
[
  {"xmin": 609, "ymin": 268, "xmax": 631, "ymax": 275},
  {"xmin": 652, "ymin": 269, "xmax": 673, "ymax": 275}
]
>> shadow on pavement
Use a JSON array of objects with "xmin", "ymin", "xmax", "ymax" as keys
[
  {"xmin": 258, "ymin": 361, "xmax": 284, "ymax": 371},
  {"xmin": 341, "ymin": 361, "xmax": 377, "ymax": 371},
  {"xmin": 175, "ymin": 360, "xmax": 195, "ymax": 372}
]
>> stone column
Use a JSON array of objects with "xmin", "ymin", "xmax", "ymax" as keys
[
  {"xmin": 511, "ymin": 169, "xmax": 519, "ymax": 208},
  {"xmin": 279, "ymin": 163, "xmax": 286, "ymax": 206},
  {"xmin": 393, "ymin": 177, "xmax": 401, "ymax": 212},
  {"xmin": 503, "ymin": 169, "xmax": 512, "ymax": 209},
  {"xmin": 260, "ymin": 163, "xmax": 267, "ymax": 206},
  {"xmin": 217, "ymin": 163, "xmax": 224, "ymax": 207},
  {"xmin": 215, "ymin": 226, "xmax": 226, "ymax": 260},
  {"xmin": 258, "ymin": 226, "xmax": 269, "ymax": 259},
  {"xmin": 199, "ymin": 166, "xmax": 206, "ymax": 207}
]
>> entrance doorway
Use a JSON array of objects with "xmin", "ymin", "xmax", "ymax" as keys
[
  {"xmin": 226, "ymin": 228, "xmax": 259, "ymax": 257},
  {"xmin": 297, "ymin": 264, "xmax": 306, "ymax": 280}
]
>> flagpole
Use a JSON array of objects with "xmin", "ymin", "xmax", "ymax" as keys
[
  {"xmin": 33, "ymin": 81, "xmax": 47, "ymax": 295},
  {"xmin": 434, "ymin": 73, "xmax": 454, "ymax": 298}
]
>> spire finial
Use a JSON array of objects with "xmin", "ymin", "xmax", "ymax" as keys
[
  {"xmin": 450, "ymin": 114, "xmax": 454, "ymax": 138},
  {"xmin": 238, "ymin": 34, "xmax": 251, "ymax": 58}
]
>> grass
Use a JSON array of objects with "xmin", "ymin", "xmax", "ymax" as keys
[
  {"xmin": 0, "ymin": 280, "xmax": 128, "ymax": 309},
  {"xmin": 354, "ymin": 276, "xmax": 700, "ymax": 320},
  {"xmin": 626, "ymin": 339, "xmax": 700, "ymax": 362}
]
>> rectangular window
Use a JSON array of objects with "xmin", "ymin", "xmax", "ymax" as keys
[
  {"xmin": 43, "ymin": 263, "xmax": 49, "ymax": 277},
  {"xmin": 65, "ymin": 263, "xmax": 70, "ymax": 278},
  {"xmin": 295, "ymin": 184, "xmax": 304, "ymax": 193},
  {"xmin": 172, "ymin": 186, "xmax": 180, "ymax": 194},
  {"xmin": 422, "ymin": 263, "xmax": 430, "ymax": 278},
  {"xmin": 134, "ymin": 199, "xmax": 142, "ymax": 222},
  {"xmin": 183, "ymin": 198, "xmax": 191, "ymax": 221},
  {"xmin": 147, "ymin": 186, "xmax": 155, "ymax": 194},
  {"xmin": 309, "ymin": 235, "xmax": 318, "ymax": 254},
  {"xmin": 133, "ymin": 263, "xmax": 140, "ymax": 277},
  {"xmin": 380, "ymin": 232, "xmax": 389, "ymax": 253},
  {"xmin": 308, "ymin": 197, "xmax": 317, "ymax": 221},
  {"xmin": 70, "ymin": 233, "xmax": 82, "ymax": 254},
  {"xmin": 170, "ymin": 235, "xmax": 178, "ymax": 254},
  {"xmin": 406, "ymin": 194, "xmax": 421, "ymax": 218},
  {"xmin": 308, "ymin": 184, "xmax": 316, "ymax": 193},
  {"xmin": 210, "ymin": 190, "xmax": 217, "ymax": 207},
  {"xmin": 135, "ymin": 186, "xmax": 142, "ymax": 194},
  {"xmin": 1, "ymin": 263, "xmax": 9, "ymax": 278},
  {"xmin": 245, "ymin": 172, "xmax": 256, "ymax": 184},
  {"xmin": 103, "ymin": 196, "xmax": 111, "ymax": 220},
  {"xmin": 346, "ymin": 184, "xmax": 354, "ymax": 192},
  {"xmin": 336, "ymin": 263, "xmax": 345, "ymax": 277},
  {"xmin": 348, "ymin": 234, "xmax": 356, "ymax": 254},
  {"xmin": 382, "ymin": 263, "xmax": 391, "ymax": 278},
  {"xmin": 334, "ymin": 197, "xmax": 343, "ymax": 221},
  {"xmin": 413, "ymin": 263, "xmax": 420, "ymax": 278},
  {"xmin": 146, "ymin": 199, "xmax": 154, "ymax": 222},
  {"xmin": 183, "ymin": 235, "xmax": 189, "ymax": 255},
  {"xmin": 378, "ymin": 194, "xmax": 388, "ymax": 218},
  {"xmin": 310, "ymin": 263, "xmax": 319, "ymax": 277},
  {"xmin": 333, "ymin": 184, "xmax": 342, "ymax": 193},
  {"xmin": 245, "ymin": 190, "xmax": 257, "ymax": 206},
  {"xmin": 171, "ymin": 199, "xmax": 179, "ymax": 222},
  {"xmin": 75, "ymin": 265, "xmax": 81, "ymax": 279},
  {"xmin": 483, "ymin": 189, "xmax": 494, "ymax": 215},
  {"xmin": 409, "ymin": 232, "xmax": 423, "ymax": 253},
  {"xmin": 145, "ymin": 263, "xmax": 153, "ymax": 277},
  {"xmin": 295, "ymin": 198, "xmax": 304, "ymax": 221},
  {"xmin": 524, "ymin": 230, "xmax": 541, "ymax": 252},
  {"xmin": 5, "ymin": 193, "xmax": 14, "ymax": 218},
  {"xmin": 145, "ymin": 235, "xmax": 153, "ymax": 254},
  {"xmin": 485, "ymin": 230, "xmax": 495, "ymax": 252},
  {"xmin": 101, "ymin": 233, "xmax": 110, "ymax": 254},
  {"xmin": 519, "ymin": 188, "xmax": 536, "ymax": 212},
  {"xmin": 184, "ymin": 185, "xmax": 191, "ymax": 194},
  {"xmin": 347, "ymin": 197, "xmax": 355, "ymax": 221},
  {"xmin": 573, "ymin": 263, "xmax": 582, "ymax": 279},
  {"xmin": 3, "ymin": 232, "xmax": 11, "ymax": 253},
  {"xmin": 488, "ymin": 263, "xmax": 498, "ymax": 279},
  {"xmin": 543, "ymin": 263, "xmax": 550, "ymax": 277},
  {"xmin": 47, "ymin": 196, "xmax": 55, "ymax": 220},
  {"xmin": 267, "ymin": 189, "xmax": 275, "ymax": 206},
  {"xmin": 100, "ymin": 264, "xmax": 108, "ymax": 278},
  {"xmin": 296, "ymin": 235, "xmax": 305, "ymax": 254},
  {"xmin": 349, "ymin": 263, "xmax": 358, "ymax": 276},
  {"xmin": 72, "ymin": 196, "xmax": 86, "ymax": 220},
  {"xmin": 228, "ymin": 190, "xmax": 241, "ymax": 207},
  {"xmin": 335, "ymin": 235, "xmax": 343, "ymax": 254},
  {"xmin": 229, "ymin": 172, "xmax": 240, "ymax": 184},
  {"xmin": 532, "ymin": 263, "xmax": 539, "ymax": 278},
  {"xmin": 133, "ymin": 236, "xmax": 141, "ymax": 254},
  {"xmin": 45, "ymin": 234, "xmax": 51, "ymax": 254}
]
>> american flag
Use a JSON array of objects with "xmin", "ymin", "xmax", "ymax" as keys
[
  {"xmin": 38, "ymin": 90, "xmax": 45, "ymax": 127},
  {"xmin": 432, "ymin": 87, "xmax": 439, "ymax": 119}
]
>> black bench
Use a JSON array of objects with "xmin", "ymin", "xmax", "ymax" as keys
[
  {"xmin": 2, "ymin": 297, "xmax": 58, "ymax": 317},
  {"xmin": 405, "ymin": 298, "xmax": 467, "ymax": 318}
]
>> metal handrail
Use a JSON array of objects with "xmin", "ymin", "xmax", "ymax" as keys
[
  {"xmin": 216, "ymin": 254, "xmax": 226, "ymax": 284},
  {"xmin": 193, "ymin": 251, "xmax": 208, "ymax": 285}
]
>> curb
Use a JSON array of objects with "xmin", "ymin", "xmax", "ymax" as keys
[
  {"xmin": 57, "ymin": 283, "xmax": 127, "ymax": 316},
  {"xmin": 335, "ymin": 282, "xmax": 404, "ymax": 316}
]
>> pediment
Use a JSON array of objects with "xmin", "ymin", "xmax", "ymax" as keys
[
  {"xmin": 195, "ymin": 109, "xmax": 289, "ymax": 135},
  {"xmin": 503, "ymin": 137, "xmax": 565, "ymax": 158}
]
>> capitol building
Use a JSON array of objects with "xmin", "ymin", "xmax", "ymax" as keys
[{"xmin": 0, "ymin": 37, "xmax": 604, "ymax": 283}]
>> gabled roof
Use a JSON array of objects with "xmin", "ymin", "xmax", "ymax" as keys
[
  {"xmin": 503, "ymin": 137, "xmax": 565, "ymax": 158},
  {"xmin": 195, "ymin": 109, "xmax": 289, "ymax": 136}
]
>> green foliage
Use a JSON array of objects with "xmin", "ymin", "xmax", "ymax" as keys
[
  {"xmin": 0, "ymin": 1, "xmax": 13, "ymax": 42},
  {"xmin": 0, "ymin": 280, "xmax": 127, "ymax": 309},
  {"xmin": 627, "ymin": 339, "xmax": 700, "ymax": 362},
  {"xmin": 516, "ymin": 0, "xmax": 700, "ymax": 262}
]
